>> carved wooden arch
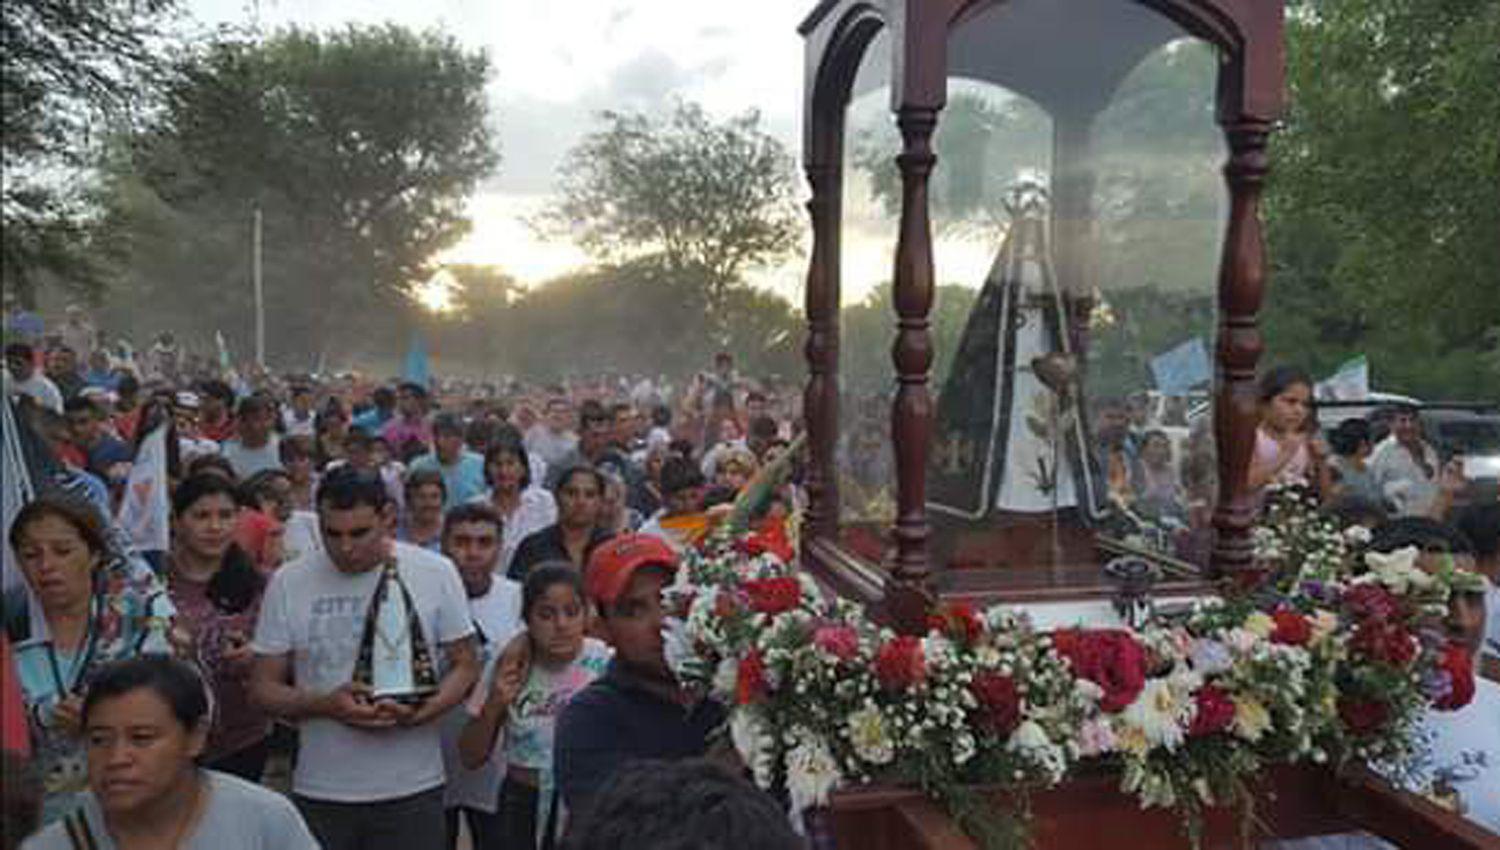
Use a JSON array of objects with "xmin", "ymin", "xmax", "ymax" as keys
[
  {"xmin": 799, "ymin": 0, "xmax": 1286, "ymax": 632},
  {"xmin": 799, "ymin": 2, "xmax": 887, "ymax": 550}
]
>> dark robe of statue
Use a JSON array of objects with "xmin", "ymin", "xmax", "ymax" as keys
[{"xmin": 927, "ymin": 189, "xmax": 1104, "ymax": 525}]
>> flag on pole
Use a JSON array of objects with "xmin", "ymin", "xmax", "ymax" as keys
[
  {"xmin": 403, "ymin": 331, "xmax": 430, "ymax": 388},
  {"xmin": 2, "ymin": 398, "xmax": 37, "ymax": 596},
  {"xmin": 115, "ymin": 424, "xmax": 171, "ymax": 554},
  {"xmin": 215, "ymin": 330, "xmax": 233, "ymax": 374},
  {"xmin": 1315, "ymin": 355, "xmax": 1370, "ymax": 401},
  {"xmin": 1151, "ymin": 337, "xmax": 1211, "ymax": 395}
]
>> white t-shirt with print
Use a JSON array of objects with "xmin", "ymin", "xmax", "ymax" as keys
[
  {"xmin": 252, "ymin": 541, "xmax": 475, "ymax": 802},
  {"xmin": 466, "ymin": 638, "xmax": 612, "ymax": 771},
  {"xmin": 440, "ymin": 576, "xmax": 524, "ymax": 812}
]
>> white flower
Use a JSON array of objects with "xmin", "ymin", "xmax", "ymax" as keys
[
  {"xmin": 1342, "ymin": 525, "xmax": 1373, "ymax": 545},
  {"xmin": 711, "ymin": 656, "xmax": 739, "ymax": 699},
  {"xmin": 730, "ymin": 707, "xmax": 776, "ymax": 789},
  {"xmin": 1008, "ymin": 720, "xmax": 1068, "ymax": 782},
  {"xmin": 1121, "ymin": 676, "xmax": 1193, "ymax": 752},
  {"xmin": 1361, "ymin": 546, "xmax": 1434, "ymax": 594},
  {"xmin": 846, "ymin": 705, "xmax": 895, "ymax": 765},
  {"xmin": 662, "ymin": 617, "xmax": 696, "ymax": 681},
  {"xmin": 785, "ymin": 729, "xmax": 843, "ymax": 815},
  {"xmin": 1076, "ymin": 717, "xmax": 1117, "ymax": 757}
]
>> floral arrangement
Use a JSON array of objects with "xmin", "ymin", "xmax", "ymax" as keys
[{"xmin": 662, "ymin": 485, "xmax": 1484, "ymax": 848}]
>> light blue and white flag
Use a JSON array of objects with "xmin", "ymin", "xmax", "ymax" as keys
[{"xmin": 1151, "ymin": 337, "xmax": 1211, "ymax": 395}]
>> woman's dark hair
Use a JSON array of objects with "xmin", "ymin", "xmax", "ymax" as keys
[
  {"xmin": 483, "ymin": 439, "xmax": 532, "ymax": 490},
  {"xmin": 521, "ymin": 562, "xmax": 585, "ymax": 622},
  {"xmin": 1329, "ymin": 418, "xmax": 1372, "ymax": 457},
  {"xmin": 81, "ymin": 655, "xmax": 210, "ymax": 731},
  {"xmin": 8, "ymin": 496, "xmax": 108, "ymax": 561},
  {"xmin": 239, "ymin": 467, "xmax": 291, "ymax": 511},
  {"xmin": 172, "ymin": 473, "xmax": 264, "ymax": 615},
  {"xmin": 133, "ymin": 397, "xmax": 181, "ymax": 482},
  {"xmin": 1257, "ymin": 365, "xmax": 1314, "ymax": 403},
  {"xmin": 185, "ymin": 452, "xmax": 237, "ymax": 482},
  {"xmin": 553, "ymin": 464, "xmax": 605, "ymax": 498}
]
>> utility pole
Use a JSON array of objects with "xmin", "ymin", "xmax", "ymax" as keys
[{"xmin": 253, "ymin": 204, "xmax": 265, "ymax": 367}]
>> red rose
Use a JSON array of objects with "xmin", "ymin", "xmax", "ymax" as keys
[
  {"xmin": 812, "ymin": 625, "xmax": 860, "ymax": 662},
  {"xmin": 1270, "ymin": 609, "xmax": 1312, "ymax": 646},
  {"xmin": 1342, "ymin": 584, "xmax": 1402, "ymax": 623},
  {"xmin": 1350, "ymin": 623, "xmax": 1417, "ymax": 667},
  {"xmin": 736, "ymin": 650, "xmax": 769, "ymax": 705},
  {"xmin": 927, "ymin": 602, "xmax": 983, "ymax": 646},
  {"xmin": 1433, "ymin": 643, "xmax": 1476, "ymax": 711},
  {"xmin": 742, "ymin": 577, "xmax": 802, "ymax": 615},
  {"xmin": 1338, "ymin": 697, "xmax": 1390, "ymax": 736},
  {"xmin": 874, "ymin": 636, "xmax": 927, "ymax": 691},
  {"xmin": 1188, "ymin": 684, "xmax": 1236, "ymax": 737},
  {"xmin": 969, "ymin": 671, "xmax": 1021, "ymax": 737},
  {"xmin": 1052, "ymin": 629, "xmax": 1147, "ymax": 713}
]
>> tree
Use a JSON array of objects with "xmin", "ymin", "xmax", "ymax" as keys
[
  {"xmin": 841, "ymin": 282, "xmax": 979, "ymax": 395},
  {"xmin": 851, "ymin": 90, "xmax": 1051, "ymax": 233},
  {"xmin": 539, "ymin": 102, "xmax": 803, "ymax": 320},
  {"xmin": 1264, "ymin": 0, "xmax": 1500, "ymax": 398},
  {"xmin": 93, "ymin": 24, "xmax": 499, "ymax": 367},
  {"xmin": 2, "ymin": 0, "xmax": 179, "ymax": 303}
]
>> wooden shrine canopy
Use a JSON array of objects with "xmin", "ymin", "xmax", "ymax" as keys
[{"xmin": 793, "ymin": 1, "xmax": 1499, "ymax": 847}]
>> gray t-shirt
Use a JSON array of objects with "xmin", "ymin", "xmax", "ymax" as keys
[
  {"xmin": 221, "ymin": 435, "xmax": 282, "ymax": 479},
  {"xmin": 22, "ymin": 770, "xmax": 319, "ymax": 850},
  {"xmin": 252, "ymin": 541, "xmax": 474, "ymax": 802}
]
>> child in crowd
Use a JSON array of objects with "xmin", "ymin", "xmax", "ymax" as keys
[
  {"xmin": 459, "ymin": 564, "xmax": 611, "ymax": 850},
  {"xmin": 1248, "ymin": 365, "xmax": 1330, "ymax": 496}
]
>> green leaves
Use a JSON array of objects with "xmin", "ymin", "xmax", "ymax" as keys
[
  {"xmin": 92, "ymin": 24, "xmax": 498, "ymax": 365},
  {"xmin": 1266, "ymin": 0, "xmax": 1500, "ymax": 397},
  {"xmin": 539, "ymin": 101, "xmax": 803, "ymax": 323}
]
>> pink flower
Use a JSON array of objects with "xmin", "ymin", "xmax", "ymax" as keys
[{"xmin": 812, "ymin": 625, "xmax": 860, "ymax": 662}]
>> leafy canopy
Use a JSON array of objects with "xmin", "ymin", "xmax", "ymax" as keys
[{"xmin": 540, "ymin": 102, "xmax": 803, "ymax": 313}]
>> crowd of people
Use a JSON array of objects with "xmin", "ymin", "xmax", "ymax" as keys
[
  {"xmin": 2, "ymin": 315, "xmax": 809, "ymax": 850},
  {"xmin": 1, "ymin": 306, "xmax": 1496, "ymax": 849}
]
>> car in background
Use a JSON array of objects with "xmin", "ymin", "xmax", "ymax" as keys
[
  {"xmin": 1315, "ymin": 392, "xmax": 1423, "ymax": 438},
  {"xmin": 1316, "ymin": 397, "xmax": 1499, "ymax": 504},
  {"xmin": 1422, "ymin": 405, "xmax": 1500, "ymax": 501}
]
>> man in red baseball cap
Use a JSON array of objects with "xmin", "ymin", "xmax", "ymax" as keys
[{"xmin": 555, "ymin": 534, "xmax": 728, "ymax": 818}]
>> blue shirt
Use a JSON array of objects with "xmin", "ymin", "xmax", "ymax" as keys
[
  {"xmin": 351, "ymin": 406, "xmax": 392, "ymax": 437},
  {"xmin": 409, "ymin": 449, "xmax": 487, "ymax": 509}
]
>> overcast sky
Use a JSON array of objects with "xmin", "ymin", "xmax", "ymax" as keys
[{"xmin": 182, "ymin": 1, "xmax": 1004, "ymax": 305}]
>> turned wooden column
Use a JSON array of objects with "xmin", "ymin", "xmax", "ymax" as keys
[
  {"xmin": 802, "ymin": 149, "xmax": 843, "ymax": 543},
  {"xmin": 1211, "ymin": 120, "xmax": 1272, "ymax": 577},
  {"xmin": 887, "ymin": 105, "xmax": 940, "ymax": 632}
]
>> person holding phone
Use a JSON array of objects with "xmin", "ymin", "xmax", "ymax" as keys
[
  {"xmin": 165, "ymin": 473, "xmax": 270, "ymax": 781},
  {"xmin": 6, "ymin": 498, "xmax": 177, "ymax": 825}
]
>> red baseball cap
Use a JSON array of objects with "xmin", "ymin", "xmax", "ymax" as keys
[{"xmin": 585, "ymin": 534, "xmax": 679, "ymax": 608}]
